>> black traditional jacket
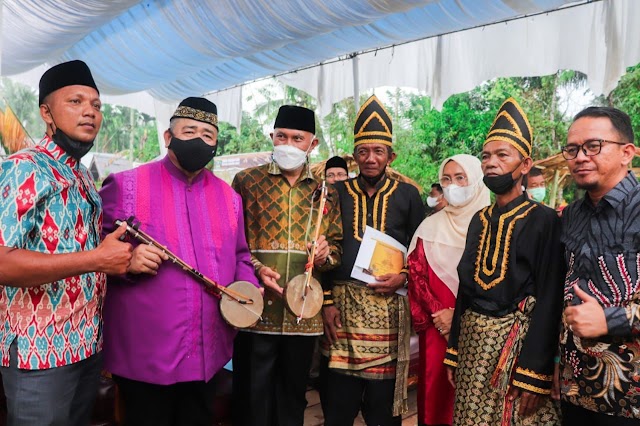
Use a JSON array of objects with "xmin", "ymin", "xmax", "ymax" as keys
[
  {"xmin": 328, "ymin": 175, "xmax": 424, "ymax": 284},
  {"xmin": 445, "ymin": 194, "xmax": 564, "ymax": 394}
]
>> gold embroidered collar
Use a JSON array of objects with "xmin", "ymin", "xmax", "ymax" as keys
[
  {"xmin": 474, "ymin": 198, "xmax": 537, "ymax": 290},
  {"xmin": 345, "ymin": 175, "xmax": 398, "ymax": 241}
]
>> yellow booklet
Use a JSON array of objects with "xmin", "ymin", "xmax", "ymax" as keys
[
  {"xmin": 351, "ymin": 226, "xmax": 407, "ymax": 295},
  {"xmin": 369, "ymin": 239, "xmax": 405, "ymax": 276}
]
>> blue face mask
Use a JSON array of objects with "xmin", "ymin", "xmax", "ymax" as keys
[{"xmin": 527, "ymin": 187, "xmax": 546, "ymax": 203}]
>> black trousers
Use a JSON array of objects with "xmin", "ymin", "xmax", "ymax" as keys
[
  {"xmin": 112, "ymin": 375, "xmax": 216, "ymax": 426},
  {"xmin": 232, "ymin": 332, "xmax": 317, "ymax": 426},
  {"xmin": 562, "ymin": 401, "xmax": 640, "ymax": 426},
  {"xmin": 322, "ymin": 366, "xmax": 401, "ymax": 426}
]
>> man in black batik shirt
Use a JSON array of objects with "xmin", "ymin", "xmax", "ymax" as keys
[{"xmin": 558, "ymin": 106, "xmax": 640, "ymax": 425}]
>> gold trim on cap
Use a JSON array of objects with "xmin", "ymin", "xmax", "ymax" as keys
[
  {"xmin": 173, "ymin": 105, "xmax": 218, "ymax": 126},
  {"xmin": 354, "ymin": 139, "xmax": 394, "ymax": 148},
  {"xmin": 483, "ymin": 98, "xmax": 533, "ymax": 157},
  {"xmin": 355, "ymin": 113, "xmax": 392, "ymax": 138}
]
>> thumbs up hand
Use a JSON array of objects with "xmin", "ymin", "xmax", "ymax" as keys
[{"xmin": 563, "ymin": 284, "xmax": 608, "ymax": 338}]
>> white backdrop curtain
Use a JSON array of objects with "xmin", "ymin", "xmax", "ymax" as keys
[
  {"xmin": 2, "ymin": 0, "xmax": 638, "ymax": 139},
  {"xmin": 279, "ymin": 0, "xmax": 640, "ymax": 116}
]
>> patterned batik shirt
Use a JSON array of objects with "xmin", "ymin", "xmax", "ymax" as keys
[
  {"xmin": 560, "ymin": 171, "xmax": 640, "ymax": 419},
  {"xmin": 232, "ymin": 162, "xmax": 342, "ymax": 335},
  {"xmin": 0, "ymin": 136, "xmax": 105, "ymax": 369}
]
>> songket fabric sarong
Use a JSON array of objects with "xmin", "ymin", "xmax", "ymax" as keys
[
  {"xmin": 322, "ymin": 280, "xmax": 411, "ymax": 415},
  {"xmin": 453, "ymin": 298, "xmax": 560, "ymax": 426}
]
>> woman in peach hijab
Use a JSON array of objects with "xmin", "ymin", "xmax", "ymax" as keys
[{"xmin": 407, "ymin": 154, "xmax": 490, "ymax": 426}]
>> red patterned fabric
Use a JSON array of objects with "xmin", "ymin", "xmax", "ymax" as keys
[
  {"xmin": 408, "ymin": 238, "xmax": 455, "ymax": 425},
  {"xmin": 0, "ymin": 136, "xmax": 104, "ymax": 369}
]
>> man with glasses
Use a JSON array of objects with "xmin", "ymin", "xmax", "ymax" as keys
[
  {"xmin": 325, "ymin": 156, "xmax": 349, "ymax": 184},
  {"xmin": 556, "ymin": 106, "xmax": 640, "ymax": 425}
]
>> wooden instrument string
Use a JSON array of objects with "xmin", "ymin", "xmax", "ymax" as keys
[
  {"xmin": 296, "ymin": 181, "xmax": 328, "ymax": 323},
  {"xmin": 115, "ymin": 220, "xmax": 256, "ymax": 306}
]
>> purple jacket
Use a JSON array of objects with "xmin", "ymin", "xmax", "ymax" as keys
[{"xmin": 100, "ymin": 156, "xmax": 258, "ymax": 384}]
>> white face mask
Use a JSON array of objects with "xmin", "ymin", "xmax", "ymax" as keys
[
  {"xmin": 426, "ymin": 196, "xmax": 440, "ymax": 208},
  {"xmin": 272, "ymin": 144, "xmax": 309, "ymax": 171},
  {"xmin": 443, "ymin": 184, "xmax": 475, "ymax": 207}
]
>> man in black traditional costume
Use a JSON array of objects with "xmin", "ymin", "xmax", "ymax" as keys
[
  {"xmin": 444, "ymin": 98, "xmax": 563, "ymax": 425},
  {"xmin": 321, "ymin": 95, "xmax": 424, "ymax": 426}
]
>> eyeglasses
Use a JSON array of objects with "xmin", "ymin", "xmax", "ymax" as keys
[
  {"xmin": 326, "ymin": 172, "xmax": 348, "ymax": 180},
  {"xmin": 561, "ymin": 139, "xmax": 628, "ymax": 160},
  {"xmin": 439, "ymin": 175, "xmax": 467, "ymax": 187}
]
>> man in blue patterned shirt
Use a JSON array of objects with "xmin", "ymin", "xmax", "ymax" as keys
[
  {"xmin": 558, "ymin": 106, "xmax": 640, "ymax": 425},
  {"xmin": 0, "ymin": 60, "xmax": 132, "ymax": 426}
]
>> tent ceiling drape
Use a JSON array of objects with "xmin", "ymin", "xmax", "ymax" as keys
[
  {"xmin": 4, "ymin": 0, "xmax": 577, "ymax": 101},
  {"xmin": 1, "ymin": 0, "xmax": 639, "ymax": 133},
  {"xmin": 280, "ymin": 0, "xmax": 640, "ymax": 115}
]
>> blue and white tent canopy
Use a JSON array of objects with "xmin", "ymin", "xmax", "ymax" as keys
[{"xmin": 2, "ymin": 0, "xmax": 639, "ymax": 126}]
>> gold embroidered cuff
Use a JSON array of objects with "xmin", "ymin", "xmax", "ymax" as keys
[
  {"xmin": 512, "ymin": 366, "xmax": 553, "ymax": 394},
  {"xmin": 515, "ymin": 367, "xmax": 552, "ymax": 382},
  {"xmin": 443, "ymin": 358, "xmax": 457, "ymax": 368},
  {"xmin": 444, "ymin": 347, "xmax": 458, "ymax": 368},
  {"xmin": 511, "ymin": 380, "xmax": 551, "ymax": 395}
]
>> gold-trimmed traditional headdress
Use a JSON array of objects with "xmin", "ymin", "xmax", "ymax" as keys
[
  {"xmin": 171, "ymin": 97, "xmax": 218, "ymax": 128},
  {"xmin": 354, "ymin": 95, "xmax": 393, "ymax": 147},
  {"xmin": 484, "ymin": 97, "xmax": 533, "ymax": 157}
]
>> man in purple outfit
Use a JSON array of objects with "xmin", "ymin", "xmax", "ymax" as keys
[{"xmin": 99, "ymin": 97, "xmax": 259, "ymax": 426}]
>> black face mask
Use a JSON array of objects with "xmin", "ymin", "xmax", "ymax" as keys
[
  {"xmin": 46, "ymin": 106, "xmax": 94, "ymax": 160},
  {"xmin": 361, "ymin": 169, "xmax": 386, "ymax": 187},
  {"xmin": 483, "ymin": 162, "xmax": 523, "ymax": 195},
  {"xmin": 168, "ymin": 133, "xmax": 217, "ymax": 173}
]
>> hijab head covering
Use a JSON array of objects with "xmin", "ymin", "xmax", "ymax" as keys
[{"xmin": 408, "ymin": 154, "xmax": 490, "ymax": 295}]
